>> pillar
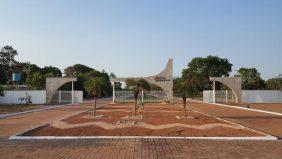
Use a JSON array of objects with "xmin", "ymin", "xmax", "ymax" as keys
[
  {"xmin": 59, "ymin": 90, "xmax": 61, "ymax": 104},
  {"xmin": 213, "ymin": 81, "xmax": 216, "ymax": 103},
  {"xmin": 71, "ymin": 81, "xmax": 74, "ymax": 104},
  {"xmin": 225, "ymin": 90, "xmax": 228, "ymax": 103},
  {"xmin": 112, "ymin": 82, "xmax": 115, "ymax": 103},
  {"xmin": 141, "ymin": 89, "xmax": 144, "ymax": 104}
]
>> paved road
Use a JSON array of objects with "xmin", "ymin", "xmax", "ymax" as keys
[
  {"xmin": 0, "ymin": 99, "xmax": 282, "ymax": 159},
  {"xmin": 0, "ymin": 99, "xmax": 110, "ymax": 137},
  {"xmin": 189, "ymin": 100, "xmax": 282, "ymax": 139}
]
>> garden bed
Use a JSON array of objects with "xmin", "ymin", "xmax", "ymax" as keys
[{"xmin": 21, "ymin": 102, "xmax": 266, "ymax": 137}]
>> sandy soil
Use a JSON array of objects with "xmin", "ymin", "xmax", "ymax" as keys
[
  {"xmin": 22, "ymin": 102, "xmax": 265, "ymax": 137},
  {"xmin": 0, "ymin": 104, "xmax": 43, "ymax": 114},
  {"xmin": 219, "ymin": 102, "xmax": 282, "ymax": 113}
]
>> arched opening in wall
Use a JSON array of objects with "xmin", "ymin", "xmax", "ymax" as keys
[
  {"xmin": 114, "ymin": 81, "xmax": 168, "ymax": 103},
  {"xmin": 50, "ymin": 82, "xmax": 72, "ymax": 104},
  {"xmin": 212, "ymin": 82, "xmax": 237, "ymax": 104}
]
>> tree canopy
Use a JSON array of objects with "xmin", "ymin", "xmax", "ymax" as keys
[
  {"xmin": 181, "ymin": 55, "xmax": 233, "ymax": 92},
  {"xmin": 84, "ymin": 77, "xmax": 105, "ymax": 98},
  {"xmin": 266, "ymin": 78, "xmax": 282, "ymax": 90},
  {"xmin": 0, "ymin": 45, "xmax": 18, "ymax": 84},
  {"xmin": 236, "ymin": 68, "xmax": 266, "ymax": 90},
  {"xmin": 64, "ymin": 64, "xmax": 93, "ymax": 77},
  {"xmin": 41, "ymin": 66, "xmax": 62, "ymax": 77}
]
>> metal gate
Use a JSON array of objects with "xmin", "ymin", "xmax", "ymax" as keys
[{"xmin": 115, "ymin": 91, "xmax": 167, "ymax": 103}]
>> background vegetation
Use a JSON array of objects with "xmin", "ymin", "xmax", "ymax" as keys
[{"xmin": 1, "ymin": 45, "xmax": 281, "ymax": 99}]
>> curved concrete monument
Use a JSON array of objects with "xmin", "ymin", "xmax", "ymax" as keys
[
  {"xmin": 210, "ymin": 77, "xmax": 242, "ymax": 103},
  {"xmin": 46, "ymin": 77, "xmax": 77, "ymax": 104},
  {"xmin": 110, "ymin": 58, "xmax": 173, "ymax": 103}
]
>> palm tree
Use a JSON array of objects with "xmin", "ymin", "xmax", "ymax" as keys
[
  {"xmin": 84, "ymin": 77, "xmax": 104, "ymax": 117},
  {"xmin": 126, "ymin": 79, "xmax": 151, "ymax": 116},
  {"xmin": 174, "ymin": 76, "xmax": 198, "ymax": 117}
]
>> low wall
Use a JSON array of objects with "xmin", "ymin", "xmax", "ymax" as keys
[
  {"xmin": 0, "ymin": 91, "xmax": 46, "ymax": 104},
  {"xmin": 242, "ymin": 90, "xmax": 282, "ymax": 103},
  {"xmin": 0, "ymin": 90, "xmax": 83, "ymax": 105},
  {"xmin": 203, "ymin": 90, "xmax": 282, "ymax": 103}
]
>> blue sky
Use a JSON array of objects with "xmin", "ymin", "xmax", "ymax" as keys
[{"xmin": 0, "ymin": 0, "xmax": 281, "ymax": 79}]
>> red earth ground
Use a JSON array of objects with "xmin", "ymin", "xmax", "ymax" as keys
[
  {"xmin": 23, "ymin": 102, "xmax": 264, "ymax": 137},
  {"xmin": 219, "ymin": 102, "xmax": 282, "ymax": 113}
]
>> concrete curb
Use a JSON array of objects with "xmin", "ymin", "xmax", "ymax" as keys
[{"xmin": 189, "ymin": 99, "xmax": 282, "ymax": 116}]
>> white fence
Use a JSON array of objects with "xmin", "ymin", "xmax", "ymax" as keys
[
  {"xmin": 203, "ymin": 90, "xmax": 282, "ymax": 103},
  {"xmin": 0, "ymin": 90, "xmax": 83, "ymax": 105},
  {"xmin": 51, "ymin": 91, "xmax": 83, "ymax": 104},
  {"xmin": 115, "ymin": 91, "xmax": 167, "ymax": 103}
]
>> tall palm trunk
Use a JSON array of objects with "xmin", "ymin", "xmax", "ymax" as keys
[
  {"xmin": 133, "ymin": 91, "xmax": 138, "ymax": 116},
  {"xmin": 134, "ymin": 98, "xmax": 137, "ymax": 116},
  {"xmin": 183, "ymin": 97, "xmax": 187, "ymax": 117},
  {"xmin": 93, "ymin": 97, "xmax": 97, "ymax": 116}
]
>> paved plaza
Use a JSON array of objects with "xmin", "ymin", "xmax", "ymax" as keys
[{"xmin": 0, "ymin": 99, "xmax": 281, "ymax": 159}]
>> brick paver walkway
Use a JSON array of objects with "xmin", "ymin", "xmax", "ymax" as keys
[
  {"xmin": 0, "ymin": 99, "xmax": 282, "ymax": 159},
  {"xmin": 0, "ymin": 138, "xmax": 281, "ymax": 159},
  {"xmin": 189, "ymin": 100, "xmax": 282, "ymax": 139},
  {"xmin": 0, "ymin": 99, "xmax": 110, "ymax": 137}
]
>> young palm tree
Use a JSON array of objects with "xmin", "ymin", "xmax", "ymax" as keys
[
  {"xmin": 84, "ymin": 77, "xmax": 104, "ymax": 117},
  {"xmin": 174, "ymin": 76, "xmax": 198, "ymax": 117},
  {"xmin": 126, "ymin": 79, "xmax": 151, "ymax": 116}
]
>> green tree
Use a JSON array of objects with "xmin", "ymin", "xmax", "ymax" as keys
[
  {"xmin": 126, "ymin": 79, "xmax": 151, "ymax": 116},
  {"xmin": 87, "ymin": 70, "xmax": 112, "ymax": 97},
  {"xmin": 110, "ymin": 73, "xmax": 122, "ymax": 91},
  {"xmin": 182, "ymin": 55, "xmax": 233, "ymax": 93},
  {"xmin": 236, "ymin": 68, "xmax": 266, "ymax": 90},
  {"xmin": 266, "ymin": 78, "xmax": 282, "ymax": 90},
  {"xmin": 25, "ymin": 72, "xmax": 45, "ymax": 90},
  {"xmin": 42, "ymin": 66, "xmax": 62, "ymax": 77},
  {"xmin": 84, "ymin": 77, "xmax": 105, "ymax": 116},
  {"xmin": 64, "ymin": 64, "xmax": 93, "ymax": 77},
  {"xmin": 174, "ymin": 73, "xmax": 199, "ymax": 117},
  {"xmin": 0, "ymin": 45, "xmax": 18, "ymax": 84},
  {"xmin": 64, "ymin": 65, "xmax": 113, "ymax": 98}
]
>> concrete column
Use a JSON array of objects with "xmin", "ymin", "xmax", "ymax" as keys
[
  {"xmin": 71, "ymin": 81, "xmax": 74, "ymax": 104},
  {"xmin": 225, "ymin": 90, "xmax": 228, "ymax": 103},
  {"xmin": 112, "ymin": 82, "xmax": 115, "ymax": 103},
  {"xmin": 213, "ymin": 81, "xmax": 216, "ymax": 103},
  {"xmin": 59, "ymin": 90, "xmax": 61, "ymax": 104},
  {"xmin": 141, "ymin": 89, "xmax": 144, "ymax": 104}
]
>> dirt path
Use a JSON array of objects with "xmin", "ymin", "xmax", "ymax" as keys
[{"xmin": 188, "ymin": 100, "xmax": 282, "ymax": 139}]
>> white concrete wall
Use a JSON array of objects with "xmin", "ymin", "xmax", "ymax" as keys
[
  {"xmin": 0, "ymin": 91, "xmax": 46, "ymax": 104},
  {"xmin": 0, "ymin": 90, "xmax": 83, "ymax": 104},
  {"xmin": 74, "ymin": 91, "xmax": 83, "ymax": 103},
  {"xmin": 203, "ymin": 91, "xmax": 213, "ymax": 103},
  {"xmin": 203, "ymin": 90, "xmax": 282, "ymax": 103},
  {"xmin": 242, "ymin": 90, "xmax": 282, "ymax": 103}
]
